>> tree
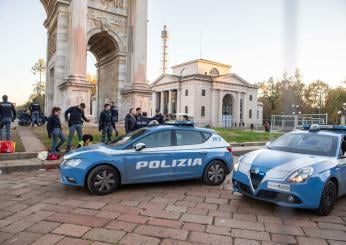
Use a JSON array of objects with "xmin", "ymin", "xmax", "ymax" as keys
[
  {"xmin": 257, "ymin": 77, "xmax": 280, "ymax": 119},
  {"xmin": 86, "ymin": 73, "xmax": 97, "ymax": 96},
  {"xmin": 325, "ymin": 87, "xmax": 346, "ymax": 123},
  {"xmin": 31, "ymin": 59, "xmax": 46, "ymax": 96},
  {"xmin": 303, "ymin": 80, "xmax": 329, "ymax": 114}
]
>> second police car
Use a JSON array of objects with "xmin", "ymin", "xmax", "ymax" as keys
[
  {"xmin": 232, "ymin": 124, "xmax": 346, "ymax": 215},
  {"xmin": 60, "ymin": 122, "xmax": 233, "ymax": 195}
]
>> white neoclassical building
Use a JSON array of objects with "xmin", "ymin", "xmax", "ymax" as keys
[{"xmin": 151, "ymin": 59, "xmax": 263, "ymax": 128}]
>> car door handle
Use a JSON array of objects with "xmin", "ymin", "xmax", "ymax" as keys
[
  {"xmin": 201, "ymin": 151, "xmax": 208, "ymax": 155},
  {"xmin": 164, "ymin": 153, "xmax": 173, "ymax": 156}
]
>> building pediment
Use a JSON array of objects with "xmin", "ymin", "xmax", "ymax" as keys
[
  {"xmin": 215, "ymin": 73, "xmax": 257, "ymax": 88},
  {"xmin": 150, "ymin": 74, "xmax": 179, "ymax": 87}
]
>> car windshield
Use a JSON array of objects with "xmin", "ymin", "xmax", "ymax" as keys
[
  {"xmin": 268, "ymin": 132, "xmax": 338, "ymax": 157},
  {"xmin": 112, "ymin": 128, "xmax": 149, "ymax": 147}
]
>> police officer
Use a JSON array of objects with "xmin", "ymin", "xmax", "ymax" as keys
[
  {"xmin": 0, "ymin": 95, "xmax": 16, "ymax": 141},
  {"xmin": 99, "ymin": 103, "xmax": 113, "ymax": 143},
  {"xmin": 152, "ymin": 109, "xmax": 164, "ymax": 124},
  {"xmin": 136, "ymin": 112, "xmax": 151, "ymax": 129},
  {"xmin": 29, "ymin": 99, "xmax": 41, "ymax": 127},
  {"xmin": 64, "ymin": 103, "xmax": 90, "ymax": 152},
  {"xmin": 110, "ymin": 102, "xmax": 119, "ymax": 136},
  {"xmin": 136, "ymin": 107, "xmax": 142, "ymax": 120}
]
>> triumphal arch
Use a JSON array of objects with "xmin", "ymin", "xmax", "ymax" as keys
[{"xmin": 40, "ymin": 0, "xmax": 151, "ymax": 119}]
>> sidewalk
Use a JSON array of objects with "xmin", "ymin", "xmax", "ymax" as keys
[{"xmin": 16, "ymin": 126, "xmax": 45, "ymax": 152}]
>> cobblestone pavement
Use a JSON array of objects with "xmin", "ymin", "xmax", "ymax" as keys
[{"xmin": 1, "ymin": 170, "xmax": 346, "ymax": 245}]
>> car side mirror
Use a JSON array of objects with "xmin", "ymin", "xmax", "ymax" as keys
[
  {"xmin": 265, "ymin": 142, "xmax": 271, "ymax": 147},
  {"xmin": 134, "ymin": 143, "xmax": 146, "ymax": 152}
]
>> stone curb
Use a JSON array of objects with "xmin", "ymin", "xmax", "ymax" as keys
[{"xmin": 0, "ymin": 159, "xmax": 60, "ymax": 174}]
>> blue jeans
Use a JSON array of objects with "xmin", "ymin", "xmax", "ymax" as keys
[
  {"xmin": 67, "ymin": 124, "xmax": 82, "ymax": 146},
  {"xmin": 31, "ymin": 111, "xmax": 40, "ymax": 126},
  {"xmin": 101, "ymin": 125, "xmax": 113, "ymax": 143},
  {"xmin": 51, "ymin": 128, "xmax": 65, "ymax": 153},
  {"xmin": 0, "ymin": 117, "xmax": 12, "ymax": 141}
]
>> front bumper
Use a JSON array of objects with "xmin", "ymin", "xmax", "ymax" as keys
[
  {"xmin": 232, "ymin": 170, "xmax": 324, "ymax": 209},
  {"xmin": 59, "ymin": 160, "xmax": 88, "ymax": 187}
]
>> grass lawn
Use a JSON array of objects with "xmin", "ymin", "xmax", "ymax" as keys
[
  {"xmin": 31, "ymin": 125, "xmax": 126, "ymax": 150},
  {"xmin": 6, "ymin": 128, "xmax": 25, "ymax": 152},
  {"xmin": 214, "ymin": 128, "xmax": 282, "ymax": 143}
]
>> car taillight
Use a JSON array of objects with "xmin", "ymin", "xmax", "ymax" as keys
[{"xmin": 227, "ymin": 146, "xmax": 232, "ymax": 152}]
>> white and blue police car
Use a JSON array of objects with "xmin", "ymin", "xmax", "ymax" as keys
[
  {"xmin": 232, "ymin": 124, "xmax": 346, "ymax": 215},
  {"xmin": 60, "ymin": 122, "xmax": 233, "ymax": 195}
]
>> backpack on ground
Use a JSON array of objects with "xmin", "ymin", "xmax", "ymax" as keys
[{"xmin": 0, "ymin": 141, "xmax": 16, "ymax": 153}]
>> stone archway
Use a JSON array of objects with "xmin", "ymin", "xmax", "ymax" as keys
[
  {"xmin": 88, "ymin": 31, "xmax": 123, "ymax": 117},
  {"xmin": 222, "ymin": 94, "xmax": 234, "ymax": 128},
  {"xmin": 40, "ymin": 0, "xmax": 151, "ymax": 120}
]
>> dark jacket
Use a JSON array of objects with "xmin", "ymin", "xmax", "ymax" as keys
[
  {"xmin": 29, "ymin": 102, "xmax": 41, "ymax": 113},
  {"xmin": 47, "ymin": 115, "xmax": 62, "ymax": 137},
  {"xmin": 152, "ymin": 113, "xmax": 164, "ymax": 124},
  {"xmin": 19, "ymin": 112, "xmax": 30, "ymax": 121},
  {"xmin": 125, "ymin": 114, "xmax": 137, "ymax": 134},
  {"xmin": 99, "ymin": 110, "xmax": 112, "ymax": 131},
  {"xmin": 136, "ymin": 117, "xmax": 150, "ymax": 129},
  {"xmin": 64, "ymin": 106, "xmax": 88, "ymax": 126},
  {"xmin": 0, "ymin": 101, "xmax": 16, "ymax": 119},
  {"xmin": 110, "ymin": 106, "xmax": 119, "ymax": 122}
]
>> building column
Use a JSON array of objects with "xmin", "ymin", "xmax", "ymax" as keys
[
  {"xmin": 160, "ymin": 91, "xmax": 164, "ymax": 114},
  {"xmin": 211, "ymin": 89, "xmax": 217, "ymax": 127},
  {"xmin": 168, "ymin": 90, "xmax": 172, "ymax": 114},
  {"xmin": 235, "ymin": 92, "xmax": 240, "ymax": 126},
  {"xmin": 218, "ymin": 90, "xmax": 223, "ymax": 127},
  {"xmin": 151, "ymin": 92, "xmax": 157, "ymax": 117},
  {"xmin": 176, "ymin": 89, "xmax": 181, "ymax": 114}
]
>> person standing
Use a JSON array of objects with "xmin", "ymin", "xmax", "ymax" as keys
[
  {"xmin": 125, "ymin": 108, "xmax": 137, "ymax": 134},
  {"xmin": 47, "ymin": 107, "xmax": 65, "ymax": 153},
  {"xmin": 29, "ymin": 99, "xmax": 41, "ymax": 127},
  {"xmin": 110, "ymin": 102, "xmax": 119, "ymax": 136},
  {"xmin": 0, "ymin": 95, "xmax": 16, "ymax": 141},
  {"xmin": 152, "ymin": 109, "xmax": 164, "ymax": 124},
  {"xmin": 136, "ymin": 112, "xmax": 151, "ymax": 129},
  {"xmin": 136, "ymin": 107, "xmax": 142, "ymax": 120},
  {"xmin": 64, "ymin": 103, "xmax": 90, "ymax": 152},
  {"xmin": 99, "ymin": 103, "xmax": 113, "ymax": 143}
]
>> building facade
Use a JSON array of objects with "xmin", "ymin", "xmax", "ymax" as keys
[
  {"xmin": 40, "ymin": 0, "xmax": 151, "ymax": 120},
  {"xmin": 151, "ymin": 59, "xmax": 263, "ymax": 128}
]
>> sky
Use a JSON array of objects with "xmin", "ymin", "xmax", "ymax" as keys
[{"xmin": 0, "ymin": 0, "xmax": 345, "ymax": 105}]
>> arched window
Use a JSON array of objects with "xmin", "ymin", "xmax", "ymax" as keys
[
  {"xmin": 185, "ymin": 106, "xmax": 188, "ymax": 114},
  {"xmin": 185, "ymin": 89, "xmax": 188, "ymax": 96},
  {"xmin": 209, "ymin": 68, "xmax": 219, "ymax": 76},
  {"xmin": 202, "ymin": 89, "xmax": 206, "ymax": 96},
  {"xmin": 201, "ymin": 106, "xmax": 205, "ymax": 117},
  {"xmin": 249, "ymin": 109, "xmax": 252, "ymax": 119}
]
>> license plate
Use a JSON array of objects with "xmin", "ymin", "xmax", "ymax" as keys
[{"xmin": 267, "ymin": 181, "xmax": 290, "ymax": 192}]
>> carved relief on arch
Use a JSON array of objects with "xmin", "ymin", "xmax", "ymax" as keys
[
  {"xmin": 88, "ymin": 0, "xmax": 127, "ymax": 11},
  {"xmin": 48, "ymin": 25, "xmax": 57, "ymax": 59}
]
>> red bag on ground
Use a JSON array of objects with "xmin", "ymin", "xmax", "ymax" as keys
[
  {"xmin": 0, "ymin": 141, "xmax": 16, "ymax": 153},
  {"xmin": 47, "ymin": 152, "xmax": 59, "ymax": 161}
]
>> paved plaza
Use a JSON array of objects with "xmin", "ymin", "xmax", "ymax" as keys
[{"xmin": 0, "ymin": 169, "xmax": 346, "ymax": 245}]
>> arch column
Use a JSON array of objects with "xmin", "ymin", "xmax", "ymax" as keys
[{"xmin": 58, "ymin": 0, "xmax": 92, "ymax": 115}]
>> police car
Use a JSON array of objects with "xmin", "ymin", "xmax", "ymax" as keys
[
  {"xmin": 60, "ymin": 122, "xmax": 233, "ymax": 195},
  {"xmin": 232, "ymin": 124, "xmax": 346, "ymax": 215}
]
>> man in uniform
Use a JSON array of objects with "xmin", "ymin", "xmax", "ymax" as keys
[
  {"xmin": 29, "ymin": 99, "xmax": 41, "ymax": 126},
  {"xmin": 0, "ymin": 95, "xmax": 16, "ymax": 141},
  {"xmin": 64, "ymin": 103, "xmax": 90, "ymax": 152},
  {"xmin": 99, "ymin": 103, "xmax": 113, "ymax": 143},
  {"xmin": 152, "ymin": 109, "xmax": 164, "ymax": 124}
]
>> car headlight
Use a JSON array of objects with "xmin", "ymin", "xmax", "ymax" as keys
[
  {"xmin": 287, "ymin": 167, "xmax": 313, "ymax": 183},
  {"xmin": 64, "ymin": 159, "xmax": 83, "ymax": 167}
]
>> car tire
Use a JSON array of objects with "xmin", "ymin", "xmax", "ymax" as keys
[
  {"xmin": 87, "ymin": 165, "xmax": 120, "ymax": 195},
  {"xmin": 203, "ymin": 160, "xmax": 227, "ymax": 186},
  {"xmin": 315, "ymin": 180, "xmax": 337, "ymax": 216}
]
